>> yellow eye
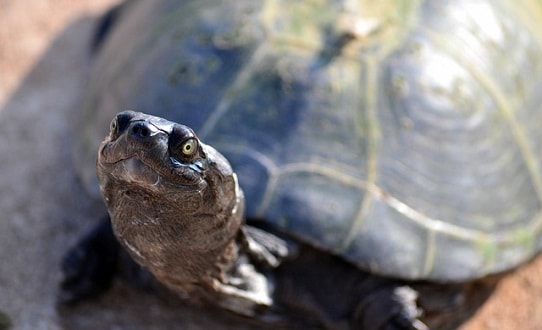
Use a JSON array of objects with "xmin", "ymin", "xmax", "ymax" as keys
[
  {"xmin": 181, "ymin": 138, "xmax": 197, "ymax": 156},
  {"xmin": 110, "ymin": 118, "xmax": 118, "ymax": 134}
]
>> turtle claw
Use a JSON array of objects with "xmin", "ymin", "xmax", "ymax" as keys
[
  {"xmin": 355, "ymin": 285, "xmax": 427, "ymax": 330},
  {"xmin": 59, "ymin": 218, "xmax": 119, "ymax": 305},
  {"xmin": 240, "ymin": 225, "xmax": 292, "ymax": 268},
  {"xmin": 386, "ymin": 287, "xmax": 428, "ymax": 330}
]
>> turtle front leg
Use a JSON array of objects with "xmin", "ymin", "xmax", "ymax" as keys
[
  {"xmin": 209, "ymin": 255, "xmax": 274, "ymax": 316},
  {"xmin": 207, "ymin": 225, "xmax": 291, "ymax": 316},
  {"xmin": 59, "ymin": 216, "xmax": 120, "ymax": 304},
  {"xmin": 206, "ymin": 228, "xmax": 320, "ymax": 327}
]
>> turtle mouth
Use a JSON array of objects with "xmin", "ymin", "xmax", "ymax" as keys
[
  {"xmin": 98, "ymin": 149, "xmax": 205, "ymax": 189},
  {"xmin": 123, "ymin": 157, "xmax": 160, "ymax": 184},
  {"xmin": 103, "ymin": 156, "xmax": 162, "ymax": 187}
]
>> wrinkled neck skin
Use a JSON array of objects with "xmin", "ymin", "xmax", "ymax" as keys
[{"xmin": 97, "ymin": 138, "xmax": 245, "ymax": 298}]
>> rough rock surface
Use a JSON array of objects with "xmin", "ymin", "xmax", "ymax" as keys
[{"xmin": 0, "ymin": 1, "xmax": 541, "ymax": 329}]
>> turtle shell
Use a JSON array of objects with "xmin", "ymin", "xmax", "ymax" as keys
[{"xmin": 76, "ymin": 0, "xmax": 542, "ymax": 281}]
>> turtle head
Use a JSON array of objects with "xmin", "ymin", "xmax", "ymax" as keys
[
  {"xmin": 96, "ymin": 111, "xmax": 244, "ymax": 285},
  {"xmin": 98, "ymin": 110, "xmax": 211, "ymax": 189}
]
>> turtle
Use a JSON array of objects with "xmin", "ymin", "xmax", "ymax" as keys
[{"xmin": 59, "ymin": 0, "xmax": 542, "ymax": 329}]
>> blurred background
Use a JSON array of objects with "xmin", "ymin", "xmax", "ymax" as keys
[
  {"xmin": 0, "ymin": 1, "xmax": 541, "ymax": 329},
  {"xmin": 0, "ymin": 1, "xmax": 120, "ymax": 106}
]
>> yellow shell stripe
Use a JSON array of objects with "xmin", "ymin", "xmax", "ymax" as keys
[{"xmin": 340, "ymin": 55, "xmax": 380, "ymax": 250}]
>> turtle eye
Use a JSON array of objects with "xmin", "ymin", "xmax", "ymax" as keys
[
  {"xmin": 109, "ymin": 117, "xmax": 118, "ymax": 134},
  {"xmin": 180, "ymin": 138, "xmax": 197, "ymax": 156}
]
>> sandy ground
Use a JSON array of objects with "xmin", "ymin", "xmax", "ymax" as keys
[{"xmin": 0, "ymin": 1, "xmax": 541, "ymax": 329}]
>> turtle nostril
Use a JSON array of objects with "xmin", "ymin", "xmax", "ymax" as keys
[{"xmin": 130, "ymin": 123, "xmax": 151, "ymax": 138}]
